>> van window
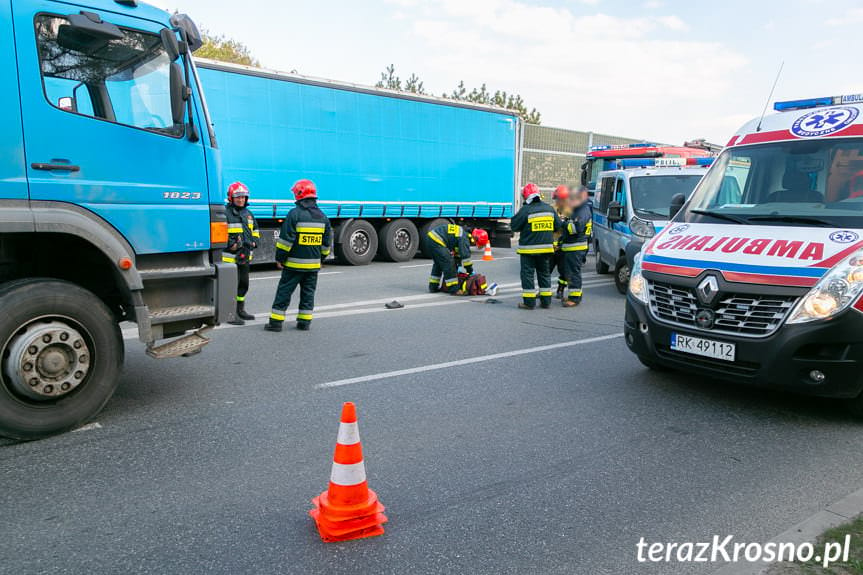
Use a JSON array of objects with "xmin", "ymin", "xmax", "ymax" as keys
[
  {"xmin": 686, "ymin": 139, "xmax": 863, "ymax": 228},
  {"xmin": 614, "ymin": 178, "xmax": 625, "ymax": 205},
  {"xmin": 34, "ymin": 14, "xmax": 181, "ymax": 137},
  {"xmin": 598, "ymin": 177, "xmax": 616, "ymax": 213},
  {"xmin": 629, "ymin": 174, "xmax": 703, "ymax": 219}
]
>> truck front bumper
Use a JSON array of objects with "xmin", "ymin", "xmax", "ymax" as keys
[{"xmin": 624, "ymin": 295, "xmax": 863, "ymax": 398}]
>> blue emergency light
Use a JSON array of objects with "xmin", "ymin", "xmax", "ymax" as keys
[{"xmin": 774, "ymin": 93, "xmax": 863, "ymax": 112}]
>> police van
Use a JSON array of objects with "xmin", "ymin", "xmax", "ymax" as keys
[
  {"xmin": 593, "ymin": 158, "xmax": 713, "ymax": 294},
  {"xmin": 626, "ymin": 94, "xmax": 863, "ymax": 412}
]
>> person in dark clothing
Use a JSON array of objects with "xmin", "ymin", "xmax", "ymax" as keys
[
  {"xmin": 560, "ymin": 186, "xmax": 592, "ymax": 307},
  {"xmin": 510, "ymin": 183, "xmax": 561, "ymax": 309},
  {"xmin": 550, "ymin": 185, "xmax": 571, "ymax": 299},
  {"xmin": 264, "ymin": 179, "xmax": 332, "ymax": 332},
  {"xmin": 426, "ymin": 223, "xmax": 474, "ymax": 294},
  {"xmin": 223, "ymin": 182, "xmax": 260, "ymax": 325}
]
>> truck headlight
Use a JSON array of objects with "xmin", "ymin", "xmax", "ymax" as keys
[
  {"xmin": 629, "ymin": 217, "xmax": 656, "ymax": 239},
  {"xmin": 788, "ymin": 250, "xmax": 863, "ymax": 324},
  {"xmin": 629, "ymin": 252, "xmax": 649, "ymax": 304}
]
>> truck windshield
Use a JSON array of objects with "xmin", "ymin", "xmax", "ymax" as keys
[
  {"xmin": 630, "ymin": 174, "xmax": 703, "ymax": 219},
  {"xmin": 685, "ymin": 138, "xmax": 863, "ymax": 228}
]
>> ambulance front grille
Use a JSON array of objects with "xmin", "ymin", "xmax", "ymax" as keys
[{"xmin": 648, "ymin": 281, "xmax": 798, "ymax": 338}]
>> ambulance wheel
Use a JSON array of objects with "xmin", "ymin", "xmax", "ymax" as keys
[
  {"xmin": 336, "ymin": 219, "xmax": 378, "ymax": 266},
  {"xmin": 0, "ymin": 279, "xmax": 123, "ymax": 440},
  {"xmin": 418, "ymin": 218, "xmax": 450, "ymax": 258},
  {"xmin": 614, "ymin": 257, "xmax": 630, "ymax": 295},
  {"xmin": 378, "ymin": 219, "xmax": 419, "ymax": 262},
  {"xmin": 595, "ymin": 244, "xmax": 610, "ymax": 274}
]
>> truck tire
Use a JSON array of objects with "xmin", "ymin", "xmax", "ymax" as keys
[
  {"xmin": 614, "ymin": 257, "xmax": 630, "ymax": 295},
  {"xmin": 594, "ymin": 241, "xmax": 610, "ymax": 274},
  {"xmin": 0, "ymin": 279, "xmax": 123, "ymax": 440},
  {"xmin": 377, "ymin": 219, "xmax": 419, "ymax": 262},
  {"xmin": 418, "ymin": 218, "xmax": 450, "ymax": 257},
  {"xmin": 336, "ymin": 219, "xmax": 378, "ymax": 266}
]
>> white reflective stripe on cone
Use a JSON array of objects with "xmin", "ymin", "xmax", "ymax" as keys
[
  {"xmin": 336, "ymin": 422, "xmax": 360, "ymax": 446},
  {"xmin": 330, "ymin": 461, "xmax": 367, "ymax": 486}
]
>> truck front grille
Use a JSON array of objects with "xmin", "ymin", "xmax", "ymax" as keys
[{"xmin": 648, "ymin": 280, "xmax": 798, "ymax": 338}]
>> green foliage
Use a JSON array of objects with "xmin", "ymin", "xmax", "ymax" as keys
[
  {"xmin": 377, "ymin": 65, "xmax": 541, "ymax": 124},
  {"xmin": 196, "ymin": 32, "xmax": 259, "ymax": 67}
]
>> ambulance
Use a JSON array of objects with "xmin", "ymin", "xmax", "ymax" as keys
[{"xmin": 625, "ymin": 94, "xmax": 863, "ymax": 411}]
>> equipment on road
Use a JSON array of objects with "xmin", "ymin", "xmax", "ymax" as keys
[
  {"xmin": 482, "ymin": 243, "xmax": 495, "ymax": 261},
  {"xmin": 310, "ymin": 402, "xmax": 388, "ymax": 542}
]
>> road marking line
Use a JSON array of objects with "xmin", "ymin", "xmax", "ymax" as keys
[
  {"xmin": 315, "ymin": 333, "xmax": 624, "ymax": 389},
  {"xmin": 399, "ymin": 263, "xmax": 428, "ymax": 268}
]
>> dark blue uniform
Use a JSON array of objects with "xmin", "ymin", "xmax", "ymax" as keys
[
  {"xmin": 426, "ymin": 223, "xmax": 474, "ymax": 293},
  {"xmin": 560, "ymin": 202, "xmax": 592, "ymax": 304}
]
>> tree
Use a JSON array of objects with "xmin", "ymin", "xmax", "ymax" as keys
[
  {"xmin": 196, "ymin": 31, "xmax": 259, "ymax": 67},
  {"xmin": 376, "ymin": 65, "xmax": 541, "ymax": 124}
]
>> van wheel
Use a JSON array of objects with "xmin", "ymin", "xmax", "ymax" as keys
[
  {"xmin": 614, "ymin": 257, "xmax": 630, "ymax": 295},
  {"xmin": 336, "ymin": 219, "xmax": 378, "ymax": 266},
  {"xmin": 378, "ymin": 219, "xmax": 419, "ymax": 262},
  {"xmin": 418, "ymin": 218, "xmax": 450, "ymax": 258},
  {"xmin": 595, "ymin": 243, "xmax": 610, "ymax": 274},
  {"xmin": 0, "ymin": 279, "xmax": 123, "ymax": 440}
]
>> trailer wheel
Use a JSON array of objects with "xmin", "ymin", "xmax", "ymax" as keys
[
  {"xmin": 418, "ymin": 218, "xmax": 450, "ymax": 257},
  {"xmin": 595, "ymin": 242, "xmax": 610, "ymax": 274},
  {"xmin": 614, "ymin": 257, "xmax": 630, "ymax": 295},
  {"xmin": 0, "ymin": 279, "xmax": 123, "ymax": 440},
  {"xmin": 378, "ymin": 219, "xmax": 419, "ymax": 262},
  {"xmin": 336, "ymin": 219, "xmax": 378, "ymax": 266}
]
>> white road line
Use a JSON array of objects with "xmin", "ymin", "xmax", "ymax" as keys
[
  {"xmin": 399, "ymin": 263, "xmax": 428, "ymax": 269},
  {"xmin": 315, "ymin": 333, "xmax": 625, "ymax": 389}
]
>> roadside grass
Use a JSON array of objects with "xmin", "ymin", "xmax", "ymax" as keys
[{"xmin": 767, "ymin": 515, "xmax": 863, "ymax": 575}]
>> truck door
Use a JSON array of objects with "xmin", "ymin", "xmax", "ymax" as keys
[{"xmin": 13, "ymin": 2, "xmax": 210, "ymax": 254}]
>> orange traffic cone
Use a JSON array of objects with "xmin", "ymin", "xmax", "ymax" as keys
[
  {"xmin": 482, "ymin": 243, "xmax": 494, "ymax": 261},
  {"xmin": 310, "ymin": 402, "xmax": 387, "ymax": 542}
]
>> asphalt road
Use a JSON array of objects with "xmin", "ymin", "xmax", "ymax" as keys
[{"xmin": 3, "ymin": 248, "xmax": 863, "ymax": 575}]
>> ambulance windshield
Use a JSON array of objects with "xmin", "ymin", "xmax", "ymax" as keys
[{"xmin": 684, "ymin": 139, "xmax": 863, "ymax": 228}]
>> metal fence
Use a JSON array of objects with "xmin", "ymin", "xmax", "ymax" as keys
[{"xmin": 520, "ymin": 124, "xmax": 648, "ymax": 200}]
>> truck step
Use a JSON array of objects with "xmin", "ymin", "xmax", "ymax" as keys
[
  {"xmin": 149, "ymin": 305, "xmax": 215, "ymax": 325},
  {"xmin": 146, "ymin": 328, "xmax": 212, "ymax": 359},
  {"xmin": 139, "ymin": 266, "xmax": 214, "ymax": 281}
]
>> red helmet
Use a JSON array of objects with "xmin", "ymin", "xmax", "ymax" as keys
[
  {"xmin": 522, "ymin": 183, "xmax": 541, "ymax": 202},
  {"xmin": 227, "ymin": 181, "xmax": 249, "ymax": 201},
  {"xmin": 292, "ymin": 179, "xmax": 317, "ymax": 201},
  {"xmin": 553, "ymin": 185, "xmax": 569, "ymax": 200},
  {"xmin": 471, "ymin": 228, "xmax": 489, "ymax": 246}
]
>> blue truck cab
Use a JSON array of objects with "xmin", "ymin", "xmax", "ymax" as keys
[
  {"xmin": 0, "ymin": 0, "xmax": 234, "ymax": 438},
  {"xmin": 593, "ymin": 158, "xmax": 712, "ymax": 293}
]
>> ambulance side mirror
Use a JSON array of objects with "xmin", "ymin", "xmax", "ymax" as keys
[
  {"xmin": 607, "ymin": 201, "xmax": 623, "ymax": 223},
  {"xmin": 669, "ymin": 193, "xmax": 686, "ymax": 219}
]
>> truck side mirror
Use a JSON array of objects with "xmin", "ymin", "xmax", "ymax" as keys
[
  {"xmin": 160, "ymin": 29, "xmax": 180, "ymax": 61},
  {"xmin": 580, "ymin": 162, "xmax": 588, "ymax": 186},
  {"xmin": 669, "ymin": 193, "xmax": 686, "ymax": 219},
  {"xmin": 170, "ymin": 13, "xmax": 204, "ymax": 53},
  {"xmin": 169, "ymin": 62, "xmax": 186, "ymax": 126},
  {"xmin": 607, "ymin": 201, "xmax": 623, "ymax": 223}
]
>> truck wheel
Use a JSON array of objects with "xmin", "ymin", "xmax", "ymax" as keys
[
  {"xmin": 595, "ymin": 242, "xmax": 610, "ymax": 274},
  {"xmin": 0, "ymin": 279, "xmax": 123, "ymax": 440},
  {"xmin": 418, "ymin": 218, "xmax": 450, "ymax": 257},
  {"xmin": 336, "ymin": 219, "xmax": 378, "ymax": 266},
  {"xmin": 378, "ymin": 219, "xmax": 419, "ymax": 262},
  {"xmin": 614, "ymin": 257, "xmax": 630, "ymax": 295}
]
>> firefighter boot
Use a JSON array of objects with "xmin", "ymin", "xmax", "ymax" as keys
[
  {"xmin": 264, "ymin": 319, "xmax": 283, "ymax": 332},
  {"xmin": 296, "ymin": 321, "xmax": 310, "ymax": 331},
  {"xmin": 237, "ymin": 301, "xmax": 255, "ymax": 321}
]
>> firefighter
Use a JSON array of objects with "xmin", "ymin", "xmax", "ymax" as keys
[
  {"xmin": 223, "ymin": 181, "xmax": 260, "ymax": 325},
  {"xmin": 550, "ymin": 185, "xmax": 571, "ymax": 299},
  {"xmin": 426, "ymin": 222, "xmax": 474, "ymax": 294},
  {"xmin": 264, "ymin": 179, "xmax": 332, "ymax": 332},
  {"xmin": 510, "ymin": 183, "xmax": 560, "ymax": 309},
  {"xmin": 560, "ymin": 185, "xmax": 592, "ymax": 307}
]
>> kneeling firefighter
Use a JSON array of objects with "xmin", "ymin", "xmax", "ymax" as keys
[
  {"xmin": 265, "ymin": 179, "xmax": 332, "ymax": 332},
  {"xmin": 223, "ymin": 181, "xmax": 260, "ymax": 325},
  {"xmin": 426, "ymin": 222, "xmax": 474, "ymax": 294},
  {"xmin": 510, "ymin": 183, "xmax": 561, "ymax": 309},
  {"xmin": 560, "ymin": 186, "xmax": 592, "ymax": 307}
]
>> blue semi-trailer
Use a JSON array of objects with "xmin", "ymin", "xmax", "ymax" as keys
[{"xmin": 197, "ymin": 59, "xmax": 521, "ymax": 265}]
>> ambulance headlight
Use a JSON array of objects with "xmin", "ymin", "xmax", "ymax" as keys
[
  {"xmin": 629, "ymin": 252, "xmax": 648, "ymax": 304},
  {"xmin": 788, "ymin": 249, "xmax": 863, "ymax": 323},
  {"xmin": 629, "ymin": 217, "xmax": 656, "ymax": 240}
]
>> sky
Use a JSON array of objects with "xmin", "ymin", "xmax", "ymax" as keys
[{"xmin": 149, "ymin": 0, "xmax": 863, "ymax": 145}]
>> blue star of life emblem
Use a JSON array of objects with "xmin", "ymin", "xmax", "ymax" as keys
[
  {"xmin": 792, "ymin": 106, "xmax": 859, "ymax": 137},
  {"xmin": 829, "ymin": 230, "xmax": 860, "ymax": 244}
]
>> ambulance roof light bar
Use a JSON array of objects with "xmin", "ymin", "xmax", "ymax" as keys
[{"xmin": 773, "ymin": 93, "xmax": 863, "ymax": 112}]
